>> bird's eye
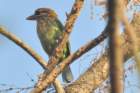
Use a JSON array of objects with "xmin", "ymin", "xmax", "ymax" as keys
[{"xmin": 35, "ymin": 11, "xmax": 40, "ymax": 15}]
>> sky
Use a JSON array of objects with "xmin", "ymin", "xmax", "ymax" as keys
[{"xmin": 0, "ymin": 0, "xmax": 139, "ymax": 93}]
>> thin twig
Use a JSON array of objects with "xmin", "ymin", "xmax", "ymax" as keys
[{"xmin": 0, "ymin": 86, "xmax": 33, "ymax": 92}]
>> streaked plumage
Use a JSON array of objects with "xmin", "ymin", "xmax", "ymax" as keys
[{"xmin": 27, "ymin": 8, "xmax": 73, "ymax": 83}]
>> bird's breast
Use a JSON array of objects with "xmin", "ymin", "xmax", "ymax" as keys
[{"xmin": 37, "ymin": 22, "xmax": 61, "ymax": 56}]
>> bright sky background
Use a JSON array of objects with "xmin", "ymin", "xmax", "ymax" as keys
[{"xmin": 0, "ymin": 0, "xmax": 139, "ymax": 93}]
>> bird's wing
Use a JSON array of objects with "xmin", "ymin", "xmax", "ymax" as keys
[{"xmin": 55, "ymin": 18, "xmax": 71, "ymax": 58}]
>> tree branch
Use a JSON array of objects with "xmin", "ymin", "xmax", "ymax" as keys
[
  {"xmin": 108, "ymin": 0, "xmax": 124, "ymax": 93},
  {"xmin": 31, "ymin": 25, "xmax": 109, "ymax": 93},
  {"xmin": 1, "ymin": 1, "xmax": 139, "ymax": 93},
  {"xmin": 0, "ymin": 27, "xmax": 47, "ymax": 69},
  {"xmin": 30, "ymin": 0, "xmax": 85, "ymax": 92},
  {"xmin": 0, "ymin": 27, "xmax": 64, "ymax": 93},
  {"xmin": 53, "ymin": 79, "xmax": 65, "ymax": 93},
  {"xmin": 47, "ymin": 0, "xmax": 85, "ymax": 72},
  {"xmin": 65, "ymin": 13, "xmax": 140, "ymax": 93}
]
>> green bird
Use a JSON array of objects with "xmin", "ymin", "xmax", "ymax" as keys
[{"xmin": 26, "ymin": 8, "xmax": 73, "ymax": 83}]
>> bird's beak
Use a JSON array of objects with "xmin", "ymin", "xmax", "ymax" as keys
[{"xmin": 26, "ymin": 14, "xmax": 37, "ymax": 20}]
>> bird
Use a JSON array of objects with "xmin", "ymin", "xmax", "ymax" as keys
[{"xmin": 26, "ymin": 8, "xmax": 73, "ymax": 83}]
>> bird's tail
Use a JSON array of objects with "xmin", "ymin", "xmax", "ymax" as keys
[{"xmin": 62, "ymin": 66, "xmax": 73, "ymax": 83}]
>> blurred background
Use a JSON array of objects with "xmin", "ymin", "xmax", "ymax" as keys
[{"xmin": 0, "ymin": 0, "xmax": 139, "ymax": 93}]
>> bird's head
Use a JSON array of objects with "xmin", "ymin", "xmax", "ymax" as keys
[{"xmin": 26, "ymin": 8, "xmax": 57, "ymax": 20}]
